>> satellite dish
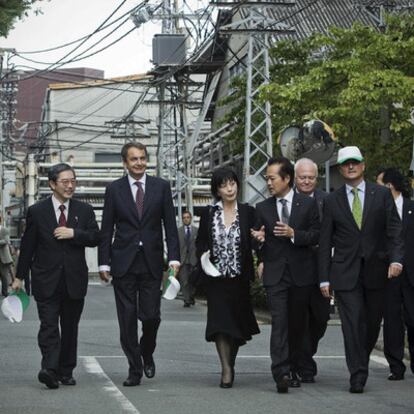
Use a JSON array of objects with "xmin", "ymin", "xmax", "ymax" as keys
[{"xmin": 278, "ymin": 119, "xmax": 336, "ymax": 164}]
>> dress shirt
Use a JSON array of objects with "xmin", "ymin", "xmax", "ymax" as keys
[
  {"xmin": 345, "ymin": 181, "xmax": 365, "ymax": 212},
  {"xmin": 395, "ymin": 194, "xmax": 403, "ymax": 220},
  {"xmin": 52, "ymin": 195, "xmax": 69, "ymax": 224},
  {"xmin": 275, "ymin": 188, "xmax": 294, "ymax": 219}
]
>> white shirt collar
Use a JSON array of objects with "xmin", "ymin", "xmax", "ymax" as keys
[
  {"xmin": 346, "ymin": 180, "xmax": 365, "ymax": 194},
  {"xmin": 128, "ymin": 173, "xmax": 147, "ymax": 187},
  {"xmin": 276, "ymin": 188, "xmax": 294, "ymax": 203},
  {"xmin": 52, "ymin": 195, "xmax": 69, "ymax": 212}
]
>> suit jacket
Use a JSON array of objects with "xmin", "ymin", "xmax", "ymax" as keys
[
  {"xmin": 0, "ymin": 225, "xmax": 13, "ymax": 264},
  {"xmin": 178, "ymin": 224, "xmax": 198, "ymax": 266},
  {"xmin": 98, "ymin": 175, "xmax": 180, "ymax": 279},
  {"xmin": 318, "ymin": 182, "xmax": 404, "ymax": 291},
  {"xmin": 402, "ymin": 198, "xmax": 414, "ymax": 286},
  {"xmin": 16, "ymin": 197, "xmax": 99, "ymax": 300},
  {"xmin": 255, "ymin": 192, "xmax": 320, "ymax": 287},
  {"xmin": 196, "ymin": 203, "xmax": 256, "ymax": 281}
]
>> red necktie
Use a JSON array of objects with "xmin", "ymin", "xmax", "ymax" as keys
[
  {"xmin": 134, "ymin": 181, "xmax": 144, "ymax": 219},
  {"xmin": 58, "ymin": 205, "xmax": 67, "ymax": 226}
]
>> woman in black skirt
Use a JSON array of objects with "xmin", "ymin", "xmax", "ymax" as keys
[{"xmin": 196, "ymin": 167, "xmax": 260, "ymax": 388}]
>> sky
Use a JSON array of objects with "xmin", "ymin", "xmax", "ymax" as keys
[{"xmin": 1, "ymin": 0, "xmax": 162, "ymax": 78}]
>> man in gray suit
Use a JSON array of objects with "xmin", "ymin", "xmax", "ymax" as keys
[
  {"xmin": 177, "ymin": 211, "xmax": 198, "ymax": 307},
  {"xmin": 0, "ymin": 214, "xmax": 13, "ymax": 297}
]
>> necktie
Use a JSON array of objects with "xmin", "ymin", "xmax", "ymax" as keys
[
  {"xmin": 58, "ymin": 205, "xmax": 67, "ymax": 226},
  {"xmin": 279, "ymin": 199, "xmax": 290, "ymax": 224},
  {"xmin": 185, "ymin": 226, "xmax": 191, "ymax": 245},
  {"xmin": 134, "ymin": 181, "xmax": 144, "ymax": 219},
  {"xmin": 352, "ymin": 188, "xmax": 362, "ymax": 229}
]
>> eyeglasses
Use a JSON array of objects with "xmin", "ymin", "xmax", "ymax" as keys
[
  {"xmin": 56, "ymin": 179, "xmax": 76, "ymax": 186},
  {"xmin": 297, "ymin": 176, "xmax": 316, "ymax": 181}
]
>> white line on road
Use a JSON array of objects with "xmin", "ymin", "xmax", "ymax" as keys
[
  {"xmin": 370, "ymin": 355, "xmax": 389, "ymax": 366},
  {"xmin": 81, "ymin": 356, "xmax": 140, "ymax": 414}
]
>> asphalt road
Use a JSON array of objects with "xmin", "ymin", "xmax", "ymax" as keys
[{"xmin": 1, "ymin": 283, "xmax": 413, "ymax": 414}]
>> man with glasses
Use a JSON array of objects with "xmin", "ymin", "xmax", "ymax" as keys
[
  {"xmin": 318, "ymin": 146, "xmax": 403, "ymax": 393},
  {"xmin": 292, "ymin": 158, "xmax": 330, "ymax": 384},
  {"xmin": 12, "ymin": 163, "xmax": 99, "ymax": 389}
]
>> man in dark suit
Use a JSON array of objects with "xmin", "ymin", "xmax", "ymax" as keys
[
  {"xmin": 99, "ymin": 142, "xmax": 180, "ymax": 387},
  {"xmin": 319, "ymin": 146, "xmax": 403, "ymax": 393},
  {"xmin": 377, "ymin": 167, "xmax": 414, "ymax": 380},
  {"xmin": 293, "ymin": 158, "xmax": 330, "ymax": 383},
  {"xmin": 177, "ymin": 211, "xmax": 198, "ymax": 307},
  {"xmin": 255, "ymin": 157, "xmax": 320, "ymax": 393},
  {"xmin": 12, "ymin": 163, "xmax": 99, "ymax": 389}
]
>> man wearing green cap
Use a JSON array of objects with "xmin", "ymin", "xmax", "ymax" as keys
[{"xmin": 318, "ymin": 146, "xmax": 403, "ymax": 393}]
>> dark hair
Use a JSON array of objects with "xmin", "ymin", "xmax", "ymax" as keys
[
  {"xmin": 382, "ymin": 167, "xmax": 410, "ymax": 197},
  {"xmin": 267, "ymin": 157, "xmax": 294, "ymax": 188},
  {"xmin": 210, "ymin": 167, "xmax": 240, "ymax": 200},
  {"xmin": 48, "ymin": 163, "xmax": 76, "ymax": 182},
  {"xmin": 121, "ymin": 142, "xmax": 148, "ymax": 161},
  {"xmin": 375, "ymin": 166, "xmax": 387, "ymax": 180},
  {"xmin": 182, "ymin": 210, "xmax": 192, "ymax": 218}
]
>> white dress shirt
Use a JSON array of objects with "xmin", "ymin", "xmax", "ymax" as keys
[{"xmin": 395, "ymin": 194, "xmax": 403, "ymax": 220}]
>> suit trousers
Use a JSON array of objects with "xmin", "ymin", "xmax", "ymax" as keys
[
  {"xmin": 177, "ymin": 263, "xmax": 195, "ymax": 304},
  {"xmin": 383, "ymin": 274, "xmax": 414, "ymax": 376},
  {"xmin": 36, "ymin": 272, "xmax": 84, "ymax": 376},
  {"xmin": 112, "ymin": 251, "xmax": 162, "ymax": 379},
  {"xmin": 266, "ymin": 268, "xmax": 311, "ymax": 382},
  {"xmin": 335, "ymin": 277, "xmax": 385, "ymax": 386},
  {"xmin": 0, "ymin": 262, "xmax": 12, "ymax": 296},
  {"xmin": 297, "ymin": 285, "xmax": 330, "ymax": 377}
]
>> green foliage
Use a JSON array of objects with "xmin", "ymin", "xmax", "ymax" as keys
[
  {"xmin": 0, "ymin": 0, "xmax": 47, "ymax": 38},
  {"xmin": 221, "ymin": 14, "xmax": 414, "ymax": 177}
]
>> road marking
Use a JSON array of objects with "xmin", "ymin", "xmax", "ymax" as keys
[
  {"xmin": 81, "ymin": 356, "xmax": 140, "ymax": 414},
  {"xmin": 370, "ymin": 355, "xmax": 389, "ymax": 366}
]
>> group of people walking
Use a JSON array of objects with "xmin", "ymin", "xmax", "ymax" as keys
[{"xmin": 10, "ymin": 142, "xmax": 412, "ymax": 396}]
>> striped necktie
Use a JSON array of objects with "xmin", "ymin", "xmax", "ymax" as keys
[{"xmin": 351, "ymin": 187, "xmax": 362, "ymax": 229}]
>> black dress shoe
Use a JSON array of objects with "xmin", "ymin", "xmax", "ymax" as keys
[
  {"xmin": 276, "ymin": 375, "xmax": 289, "ymax": 393},
  {"xmin": 388, "ymin": 372, "xmax": 404, "ymax": 381},
  {"xmin": 300, "ymin": 374, "xmax": 315, "ymax": 383},
  {"xmin": 349, "ymin": 384, "xmax": 364, "ymax": 393},
  {"xmin": 59, "ymin": 376, "xmax": 76, "ymax": 386},
  {"xmin": 183, "ymin": 303, "xmax": 191, "ymax": 308},
  {"xmin": 123, "ymin": 377, "xmax": 141, "ymax": 387},
  {"xmin": 289, "ymin": 373, "xmax": 301, "ymax": 388},
  {"xmin": 143, "ymin": 358, "xmax": 156, "ymax": 378},
  {"xmin": 38, "ymin": 369, "xmax": 59, "ymax": 389}
]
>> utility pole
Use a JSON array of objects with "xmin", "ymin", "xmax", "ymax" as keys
[
  {"xmin": 218, "ymin": 1, "xmax": 295, "ymax": 204},
  {"xmin": 0, "ymin": 48, "xmax": 16, "ymax": 218}
]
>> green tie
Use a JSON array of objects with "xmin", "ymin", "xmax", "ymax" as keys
[{"xmin": 352, "ymin": 187, "xmax": 362, "ymax": 229}]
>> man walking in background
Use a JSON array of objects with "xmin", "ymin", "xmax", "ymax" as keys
[
  {"xmin": 177, "ymin": 211, "xmax": 198, "ymax": 307},
  {"xmin": 0, "ymin": 214, "xmax": 14, "ymax": 297},
  {"xmin": 99, "ymin": 142, "xmax": 180, "ymax": 387},
  {"xmin": 293, "ymin": 158, "xmax": 330, "ymax": 383},
  {"xmin": 377, "ymin": 167, "xmax": 414, "ymax": 380}
]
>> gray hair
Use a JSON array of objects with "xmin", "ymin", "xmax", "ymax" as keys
[{"xmin": 294, "ymin": 158, "xmax": 318, "ymax": 176}]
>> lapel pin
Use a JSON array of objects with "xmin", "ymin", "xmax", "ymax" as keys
[{"xmin": 409, "ymin": 211, "xmax": 412, "ymax": 215}]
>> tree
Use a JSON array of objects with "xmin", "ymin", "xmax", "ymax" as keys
[
  {"xmin": 0, "ymin": 0, "xmax": 48, "ymax": 38},
  {"xmin": 220, "ymin": 14, "xmax": 414, "ymax": 178}
]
